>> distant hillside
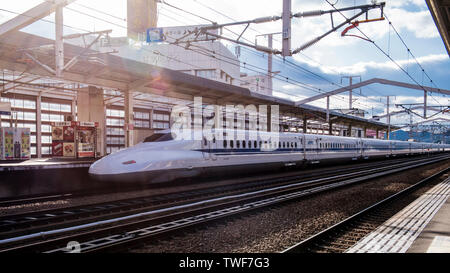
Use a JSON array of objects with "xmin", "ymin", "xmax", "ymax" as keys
[{"xmin": 386, "ymin": 130, "xmax": 448, "ymax": 143}]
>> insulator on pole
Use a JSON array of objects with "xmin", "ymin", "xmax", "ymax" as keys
[
  {"xmin": 292, "ymin": 37, "xmax": 321, "ymax": 54},
  {"xmin": 294, "ymin": 10, "xmax": 324, "ymax": 17},
  {"xmin": 252, "ymin": 16, "xmax": 281, "ymax": 24}
]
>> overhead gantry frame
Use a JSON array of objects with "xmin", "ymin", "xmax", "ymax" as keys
[{"xmin": 295, "ymin": 77, "xmax": 450, "ymax": 119}]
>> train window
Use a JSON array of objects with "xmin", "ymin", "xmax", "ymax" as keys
[
  {"xmin": 213, "ymin": 137, "xmax": 216, "ymax": 144},
  {"xmin": 144, "ymin": 133, "xmax": 174, "ymax": 142},
  {"xmin": 254, "ymin": 141, "xmax": 257, "ymax": 148},
  {"xmin": 243, "ymin": 141, "xmax": 246, "ymax": 148},
  {"xmin": 230, "ymin": 140, "xmax": 234, "ymax": 148},
  {"xmin": 295, "ymin": 142, "xmax": 297, "ymax": 148},
  {"xmin": 248, "ymin": 141, "xmax": 251, "ymax": 148},
  {"xmin": 223, "ymin": 140, "xmax": 227, "ymax": 148},
  {"xmin": 236, "ymin": 140, "xmax": 240, "ymax": 148},
  {"xmin": 203, "ymin": 138, "xmax": 207, "ymax": 146},
  {"xmin": 259, "ymin": 141, "xmax": 262, "ymax": 147}
]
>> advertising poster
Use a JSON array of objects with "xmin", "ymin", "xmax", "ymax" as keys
[
  {"xmin": 63, "ymin": 125, "xmax": 75, "ymax": 142},
  {"xmin": 0, "ymin": 128, "xmax": 31, "ymax": 160},
  {"xmin": 77, "ymin": 128, "xmax": 95, "ymax": 158},
  {"xmin": 4, "ymin": 128, "xmax": 14, "ymax": 159},
  {"xmin": 52, "ymin": 141, "xmax": 63, "ymax": 156},
  {"xmin": 52, "ymin": 126, "xmax": 63, "ymax": 141},
  {"xmin": 20, "ymin": 129, "xmax": 30, "ymax": 159},
  {"xmin": 63, "ymin": 142, "xmax": 75, "ymax": 157}
]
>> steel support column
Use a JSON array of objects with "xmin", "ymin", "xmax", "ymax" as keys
[
  {"xmin": 55, "ymin": 5, "xmax": 64, "ymax": 78},
  {"xmin": 36, "ymin": 93, "xmax": 42, "ymax": 158},
  {"xmin": 124, "ymin": 90, "xmax": 134, "ymax": 148}
]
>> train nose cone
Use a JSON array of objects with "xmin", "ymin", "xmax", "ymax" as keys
[{"xmin": 89, "ymin": 145, "xmax": 143, "ymax": 176}]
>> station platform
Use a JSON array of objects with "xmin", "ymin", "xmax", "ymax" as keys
[
  {"xmin": 0, "ymin": 158, "xmax": 96, "ymax": 171},
  {"xmin": 0, "ymin": 158, "xmax": 100, "ymax": 200},
  {"xmin": 346, "ymin": 176, "xmax": 450, "ymax": 253}
]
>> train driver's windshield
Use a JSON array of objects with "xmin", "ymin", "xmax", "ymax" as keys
[{"xmin": 143, "ymin": 133, "xmax": 174, "ymax": 142}]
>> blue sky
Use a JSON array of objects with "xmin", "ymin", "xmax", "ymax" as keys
[{"xmin": 1, "ymin": 0, "xmax": 449, "ymax": 126}]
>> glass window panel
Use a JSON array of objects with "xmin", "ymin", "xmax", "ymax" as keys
[
  {"xmin": 12, "ymin": 99, "xmax": 24, "ymax": 108},
  {"xmin": 24, "ymin": 100, "xmax": 36, "ymax": 109},
  {"xmin": 24, "ymin": 112, "xmax": 36, "ymax": 120},
  {"xmin": 31, "ymin": 146, "xmax": 36, "ymax": 155},
  {"xmin": 41, "ymin": 113, "xmax": 50, "ymax": 121},
  {"xmin": 50, "ymin": 103, "xmax": 60, "ymax": 111},
  {"xmin": 41, "ymin": 135, "xmax": 52, "ymax": 144},
  {"xmin": 41, "ymin": 124, "xmax": 51, "ymax": 133},
  {"xmin": 50, "ymin": 114, "xmax": 62, "ymax": 121},
  {"xmin": 30, "ymin": 135, "xmax": 36, "ymax": 144},
  {"xmin": 41, "ymin": 102, "xmax": 50, "ymax": 110},
  {"xmin": 61, "ymin": 104, "xmax": 71, "ymax": 112},
  {"xmin": 41, "ymin": 146, "xmax": 51, "ymax": 155}
]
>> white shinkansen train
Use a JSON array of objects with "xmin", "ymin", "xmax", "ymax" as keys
[{"xmin": 89, "ymin": 129, "xmax": 450, "ymax": 183}]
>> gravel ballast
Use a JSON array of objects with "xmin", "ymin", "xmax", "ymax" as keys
[{"xmin": 130, "ymin": 159, "xmax": 450, "ymax": 253}]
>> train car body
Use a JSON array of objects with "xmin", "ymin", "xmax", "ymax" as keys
[{"xmin": 89, "ymin": 130, "xmax": 450, "ymax": 183}]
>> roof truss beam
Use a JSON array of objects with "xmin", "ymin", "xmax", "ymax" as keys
[
  {"xmin": 295, "ymin": 78, "xmax": 450, "ymax": 106},
  {"xmin": 0, "ymin": 0, "xmax": 77, "ymax": 38}
]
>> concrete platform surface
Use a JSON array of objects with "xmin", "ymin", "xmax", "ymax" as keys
[
  {"xmin": 407, "ymin": 185, "xmax": 450, "ymax": 253},
  {"xmin": 0, "ymin": 158, "xmax": 96, "ymax": 171},
  {"xmin": 347, "ymin": 176, "xmax": 450, "ymax": 253}
]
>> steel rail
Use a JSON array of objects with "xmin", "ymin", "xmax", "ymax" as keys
[
  {"xmin": 282, "ymin": 165, "xmax": 450, "ymax": 253},
  {"xmin": 0, "ymin": 155, "xmax": 444, "ymax": 239},
  {"xmin": 0, "ymin": 155, "xmax": 447, "ymax": 253}
]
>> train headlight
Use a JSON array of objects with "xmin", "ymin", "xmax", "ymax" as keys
[{"xmin": 122, "ymin": 160, "xmax": 136, "ymax": 165}]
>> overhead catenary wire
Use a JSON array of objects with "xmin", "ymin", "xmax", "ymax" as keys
[
  {"xmin": 65, "ymin": 3, "xmax": 369, "ymax": 109},
  {"xmin": 181, "ymin": 0, "xmax": 387, "ymax": 108},
  {"xmin": 70, "ymin": 0, "xmax": 382, "ymax": 110},
  {"xmin": 323, "ymin": 0, "xmax": 444, "ymax": 109}
]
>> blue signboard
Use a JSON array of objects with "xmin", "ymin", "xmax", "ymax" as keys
[
  {"xmin": 147, "ymin": 28, "xmax": 164, "ymax": 43},
  {"xmin": 0, "ymin": 111, "xmax": 10, "ymax": 115}
]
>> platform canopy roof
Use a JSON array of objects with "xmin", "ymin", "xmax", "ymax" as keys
[
  {"xmin": 427, "ymin": 0, "xmax": 450, "ymax": 56},
  {"xmin": 0, "ymin": 31, "xmax": 394, "ymax": 131}
]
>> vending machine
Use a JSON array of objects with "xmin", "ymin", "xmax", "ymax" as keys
[{"xmin": 0, "ymin": 127, "xmax": 31, "ymax": 160}]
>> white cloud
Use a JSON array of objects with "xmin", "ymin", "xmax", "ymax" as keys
[{"xmin": 294, "ymin": 53, "xmax": 448, "ymax": 75}]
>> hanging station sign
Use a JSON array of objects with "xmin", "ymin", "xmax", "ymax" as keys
[
  {"xmin": 0, "ymin": 102, "xmax": 11, "ymax": 116},
  {"xmin": 147, "ymin": 25, "xmax": 218, "ymax": 43}
]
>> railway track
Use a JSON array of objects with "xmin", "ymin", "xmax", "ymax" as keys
[
  {"xmin": 0, "ymin": 154, "xmax": 439, "ymax": 208},
  {"xmin": 282, "ymin": 165, "xmax": 450, "ymax": 253},
  {"xmin": 0, "ymin": 154, "xmax": 448, "ymax": 253},
  {"xmin": 0, "ymin": 156, "xmax": 434, "ymax": 238},
  {"xmin": 0, "ymin": 155, "xmax": 443, "ymax": 239}
]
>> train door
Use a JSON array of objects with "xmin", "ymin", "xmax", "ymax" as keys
[
  {"xmin": 359, "ymin": 140, "xmax": 364, "ymax": 158},
  {"xmin": 202, "ymin": 137, "xmax": 217, "ymax": 161},
  {"xmin": 302, "ymin": 134, "xmax": 307, "ymax": 161},
  {"xmin": 316, "ymin": 137, "xmax": 320, "ymax": 156},
  {"xmin": 208, "ymin": 137, "xmax": 217, "ymax": 161}
]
